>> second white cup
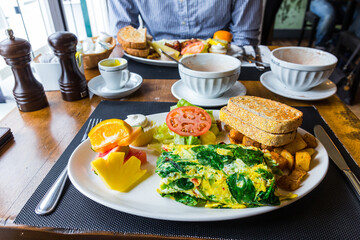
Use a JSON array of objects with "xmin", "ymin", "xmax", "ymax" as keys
[{"xmin": 98, "ymin": 58, "xmax": 130, "ymax": 90}]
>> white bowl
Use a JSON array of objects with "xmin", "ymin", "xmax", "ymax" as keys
[
  {"xmin": 270, "ymin": 47, "xmax": 337, "ymax": 91},
  {"xmin": 179, "ymin": 53, "xmax": 241, "ymax": 98}
]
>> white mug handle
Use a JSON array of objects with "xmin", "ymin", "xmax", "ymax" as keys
[{"xmin": 121, "ymin": 69, "xmax": 130, "ymax": 87}]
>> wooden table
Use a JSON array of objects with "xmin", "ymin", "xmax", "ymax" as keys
[{"xmin": 1, "ymin": 67, "xmax": 360, "ymax": 239}]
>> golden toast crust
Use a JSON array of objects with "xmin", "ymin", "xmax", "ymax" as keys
[
  {"xmin": 227, "ymin": 96, "xmax": 303, "ymax": 133},
  {"xmin": 220, "ymin": 107, "xmax": 296, "ymax": 146},
  {"xmin": 117, "ymin": 25, "xmax": 147, "ymax": 49}
]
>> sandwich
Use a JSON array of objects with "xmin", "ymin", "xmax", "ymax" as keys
[
  {"xmin": 220, "ymin": 96, "xmax": 303, "ymax": 147},
  {"xmin": 117, "ymin": 25, "xmax": 150, "ymax": 58}
]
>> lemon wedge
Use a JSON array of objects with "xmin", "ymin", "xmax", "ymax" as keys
[{"xmin": 91, "ymin": 152, "xmax": 147, "ymax": 192}]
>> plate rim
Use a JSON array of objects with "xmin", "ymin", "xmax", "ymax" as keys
[
  {"xmin": 260, "ymin": 71, "xmax": 337, "ymax": 101},
  {"xmin": 68, "ymin": 111, "xmax": 329, "ymax": 222}
]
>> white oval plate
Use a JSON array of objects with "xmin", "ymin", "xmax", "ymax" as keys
[
  {"xmin": 68, "ymin": 111, "xmax": 329, "ymax": 222},
  {"xmin": 124, "ymin": 42, "xmax": 242, "ymax": 67}
]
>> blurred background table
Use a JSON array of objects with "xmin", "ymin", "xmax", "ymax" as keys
[{"xmin": 0, "ymin": 65, "xmax": 360, "ymax": 239}]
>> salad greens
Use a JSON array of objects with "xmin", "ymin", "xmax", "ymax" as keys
[{"xmin": 149, "ymin": 99, "xmax": 220, "ymax": 151}]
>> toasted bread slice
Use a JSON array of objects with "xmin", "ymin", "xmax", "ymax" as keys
[
  {"xmin": 220, "ymin": 107, "xmax": 296, "ymax": 146},
  {"xmin": 117, "ymin": 25, "xmax": 147, "ymax": 49},
  {"xmin": 227, "ymin": 96, "xmax": 303, "ymax": 133},
  {"xmin": 122, "ymin": 45, "xmax": 150, "ymax": 58}
]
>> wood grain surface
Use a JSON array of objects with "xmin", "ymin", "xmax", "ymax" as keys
[{"xmin": 0, "ymin": 66, "xmax": 359, "ymax": 239}]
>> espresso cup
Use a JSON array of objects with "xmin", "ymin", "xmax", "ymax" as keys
[{"xmin": 98, "ymin": 58, "xmax": 130, "ymax": 90}]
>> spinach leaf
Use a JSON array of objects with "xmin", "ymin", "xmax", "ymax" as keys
[
  {"xmin": 196, "ymin": 150, "xmax": 224, "ymax": 170},
  {"xmin": 255, "ymin": 168, "xmax": 274, "ymax": 180},
  {"xmin": 173, "ymin": 178, "xmax": 194, "ymax": 190},
  {"xmin": 227, "ymin": 173, "xmax": 256, "ymax": 204},
  {"xmin": 257, "ymin": 182, "xmax": 280, "ymax": 205},
  {"xmin": 156, "ymin": 151, "xmax": 183, "ymax": 178},
  {"xmin": 233, "ymin": 147, "xmax": 264, "ymax": 167}
]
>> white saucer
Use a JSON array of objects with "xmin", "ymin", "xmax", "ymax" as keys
[
  {"xmin": 171, "ymin": 80, "xmax": 246, "ymax": 107},
  {"xmin": 88, "ymin": 73, "xmax": 143, "ymax": 99},
  {"xmin": 260, "ymin": 71, "xmax": 337, "ymax": 101}
]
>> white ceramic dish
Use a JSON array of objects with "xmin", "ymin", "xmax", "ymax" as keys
[
  {"xmin": 124, "ymin": 43, "xmax": 242, "ymax": 67},
  {"xmin": 270, "ymin": 47, "xmax": 337, "ymax": 91},
  {"xmin": 68, "ymin": 111, "xmax": 329, "ymax": 222},
  {"xmin": 171, "ymin": 80, "xmax": 246, "ymax": 107},
  {"xmin": 260, "ymin": 71, "xmax": 337, "ymax": 101},
  {"xmin": 88, "ymin": 73, "xmax": 143, "ymax": 99},
  {"xmin": 179, "ymin": 53, "xmax": 241, "ymax": 98}
]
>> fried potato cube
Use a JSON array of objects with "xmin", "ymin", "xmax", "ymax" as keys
[
  {"xmin": 228, "ymin": 135, "xmax": 241, "ymax": 144},
  {"xmin": 295, "ymin": 151, "xmax": 311, "ymax": 171},
  {"xmin": 229, "ymin": 129, "xmax": 244, "ymax": 142},
  {"xmin": 242, "ymin": 135, "xmax": 261, "ymax": 148},
  {"xmin": 224, "ymin": 124, "xmax": 232, "ymax": 132},
  {"xmin": 270, "ymin": 152, "xmax": 288, "ymax": 170},
  {"xmin": 284, "ymin": 133, "xmax": 307, "ymax": 154},
  {"xmin": 303, "ymin": 133, "xmax": 318, "ymax": 148},
  {"xmin": 273, "ymin": 147, "xmax": 283, "ymax": 154},
  {"xmin": 300, "ymin": 148, "xmax": 316, "ymax": 156},
  {"xmin": 277, "ymin": 169, "xmax": 307, "ymax": 191},
  {"xmin": 280, "ymin": 149, "xmax": 294, "ymax": 170}
]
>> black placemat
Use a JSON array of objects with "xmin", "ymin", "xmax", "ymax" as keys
[
  {"xmin": 15, "ymin": 101, "xmax": 360, "ymax": 239},
  {"xmin": 125, "ymin": 56, "xmax": 268, "ymax": 80}
]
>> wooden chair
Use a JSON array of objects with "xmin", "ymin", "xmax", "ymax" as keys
[{"xmin": 298, "ymin": 0, "xmax": 319, "ymax": 47}]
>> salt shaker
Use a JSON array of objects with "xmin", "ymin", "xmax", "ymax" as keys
[
  {"xmin": 48, "ymin": 32, "xmax": 88, "ymax": 101},
  {"xmin": 0, "ymin": 29, "xmax": 48, "ymax": 112}
]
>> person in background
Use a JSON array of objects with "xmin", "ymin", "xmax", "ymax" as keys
[
  {"xmin": 310, "ymin": 0, "xmax": 360, "ymax": 49},
  {"xmin": 108, "ymin": 0, "xmax": 262, "ymax": 46}
]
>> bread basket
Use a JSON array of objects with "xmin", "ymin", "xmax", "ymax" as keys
[{"xmin": 81, "ymin": 36, "xmax": 116, "ymax": 69}]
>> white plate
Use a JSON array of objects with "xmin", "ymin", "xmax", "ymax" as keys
[
  {"xmin": 68, "ymin": 111, "xmax": 329, "ymax": 222},
  {"xmin": 260, "ymin": 71, "xmax": 337, "ymax": 101},
  {"xmin": 88, "ymin": 73, "xmax": 143, "ymax": 99},
  {"xmin": 124, "ymin": 43, "xmax": 243, "ymax": 67},
  {"xmin": 171, "ymin": 80, "xmax": 246, "ymax": 107}
]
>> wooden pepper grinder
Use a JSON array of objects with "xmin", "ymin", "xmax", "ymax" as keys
[
  {"xmin": 48, "ymin": 31, "xmax": 88, "ymax": 101},
  {"xmin": 0, "ymin": 29, "xmax": 48, "ymax": 112}
]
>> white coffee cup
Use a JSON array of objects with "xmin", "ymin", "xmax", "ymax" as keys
[{"xmin": 98, "ymin": 58, "xmax": 130, "ymax": 90}]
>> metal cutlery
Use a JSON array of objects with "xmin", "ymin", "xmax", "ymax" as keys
[
  {"xmin": 314, "ymin": 125, "xmax": 360, "ymax": 200},
  {"xmin": 35, "ymin": 118, "xmax": 102, "ymax": 215},
  {"xmin": 158, "ymin": 49, "xmax": 192, "ymax": 69},
  {"xmin": 238, "ymin": 46, "xmax": 270, "ymax": 68},
  {"xmin": 252, "ymin": 45, "xmax": 266, "ymax": 71}
]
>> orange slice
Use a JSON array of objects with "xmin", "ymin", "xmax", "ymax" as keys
[
  {"xmin": 213, "ymin": 30, "xmax": 233, "ymax": 42},
  {"xmin": 88, "ymin": 119, "xmax": 142, "ymax": 153}
]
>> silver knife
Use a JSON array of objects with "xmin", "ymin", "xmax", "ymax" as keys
[
  {"xmin": 252, "ymin": 45, "xmax": 265, "ymax": 71},
  {"xmin": 314, "ymin": 125, "xmax": 360, "ymax": 200}
]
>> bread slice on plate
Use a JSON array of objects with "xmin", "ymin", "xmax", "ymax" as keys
[
  {"xmin": 117, "ymin": 25, "xmax": 147, "ymax": 49},
  {"xmin": 227, "ymin": 96, "xmax": 303, "ymax": 134},
  {"xmin": 122, "ymin": 45, "xmax": 150, "ymax": 58},
  {"xmin": 220, "ymin": 107, "xmax": 297, "ymax": 147}
]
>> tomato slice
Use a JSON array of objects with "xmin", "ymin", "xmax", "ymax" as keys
[
  {"xmin": 181, "ymin": 41, "xmax": 206, "ymax": 55},
  {"xmin": 166, "ymin": 106, "xmax": 212, "ymax": 136}
]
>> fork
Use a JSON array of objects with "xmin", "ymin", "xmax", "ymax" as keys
[{"xmin": 35, "ymin": 118, "xmax": 102, "ymax": 215}]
